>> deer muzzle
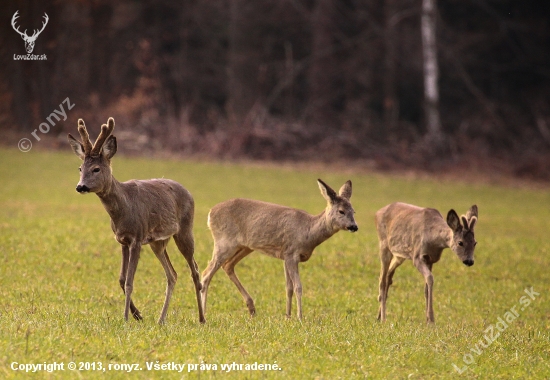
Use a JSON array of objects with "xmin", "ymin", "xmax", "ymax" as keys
[
  {"xmin": 462, "ymin": 259, "xmax": 474, "ymax": 267},
  {"xmin": 76, "ymin": 184, "xmax": 90, "ymax": 194},
  {"xmin": 347, "ymin": 225, "xmax": 358, "ymax": 232}
]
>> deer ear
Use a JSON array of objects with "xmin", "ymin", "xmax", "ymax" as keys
[
  {"xmin": 338, "ymin": 180, "xmax": 352, "ymax": 200},
  {"xmin": 67, "ymin": 133, "xmax": 85, "ymax": 160},
  {"xmin": 318, "ymin": 179, "xmax": 337, "ymax": 203},
  {"xmin": 446, "ymin": 209, "xmax": 462, "ymax": 232},
  {"xmin": 102, "ymin": 135, "xmax": 117, "ymax": 160}
]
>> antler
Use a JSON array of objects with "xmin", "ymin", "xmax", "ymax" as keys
[
  {"xmin": 465, "ymin": 205, "xmax": 478, "ymax": 221},
  {"xmin": 462, "ymin": 205, "xmax": 478, "ymax": 231},
  {"xmin": 11, "ymin": 11, "xmax": 27, "ymax": 38},
  {"xmin": 30, "ymin": 13, "xmax": 48, "ymax": 39},
  {"xmin": 91, "ymin": 118, "xmax": 115, "ymax": 155},
  {"xmin": 77, "ymin": 119, "xmax": 93, "ymax": 155}
]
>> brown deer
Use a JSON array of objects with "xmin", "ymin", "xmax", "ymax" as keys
[
  {"xmin": 375, "ymin": 202, "xmax": 478, "ymax": 323},
  {"xmin": 67, "ymin": 118, "xmax": 205, "ymax": 324},
  {"xmin": 200, "ymin": 179, "xmax": 358, "ymax": 320}
]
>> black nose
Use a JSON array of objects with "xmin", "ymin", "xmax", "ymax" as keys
[
  {"xmin": 463, "ymin": 259, "xmax": 474, "ymax": 267},
  {"xmin": 348, "ymin": 225, "xmax": 358, "ymax": 232},
  {"xmin": 76, "ymin": 185, "xmax": 90, "ymax": 193}
]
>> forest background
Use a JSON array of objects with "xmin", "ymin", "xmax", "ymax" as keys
[{"xmin": 1, "ymin": 0, "xmax": 549, "ymax": 179}]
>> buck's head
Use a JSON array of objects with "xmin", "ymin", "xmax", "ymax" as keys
[
  {"xmin": 318, "ymin": 179, "xmax": 358, "ymax": 233},
  {"xmin": 447, "ymin": 205, "xmax": 478, "ymax": 266},
  {"xmin": 67, "ymin": 118, "xmax": 117, "ymax": 195}
]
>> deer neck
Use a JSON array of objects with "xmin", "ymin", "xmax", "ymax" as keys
[
  {"xmin": 308, "ymin": 210, "xmax": 337, "ymax": 248},
  {"xmin": 96, "ymin": 175, "xmax": 127, "ymax": 221}
]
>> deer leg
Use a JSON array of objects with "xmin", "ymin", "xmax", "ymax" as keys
[
  {"xmin": 119, "ymin": 245, "xmax": 142, "ymax": 320},
  {"xmin": 414, "ymin": 259, "xmax": 435, "ymax": 323},
  {"xmin": 284, "ymin": 262, "xmax": 294, "ymax": 318},
  {"xmin": 377, "ymin": 246, "xmax": 392, "ymax": 321},
  {"xmin": 200, "ymin": 241, "xmax": 238, "ymax": 316},
  {"xmin": 222, "ymin": 248, "xmax": 255, "ymax": 316},
  {"xmin": 151, "ymin": 240, "xmax": 177, "ymax": 325},
  {"xmin": 426, "ymin": 265, "xmax": 435, "ymax": 323},
  {"xmin": 199, "ymin": 256, "xmax": 221, "ymax": 316},
  {"xmin": 124, "ymin": 242, "xmax": 141, "ymax": 322},
  {"xmin": 284, "ymin": 258, "xmax": 302, "ymax": 320},
  {"xmin": 385, "ymin": 256, "xmax": 405, "ymax": 300},
  {"xmin": 174, "ymin": 231, "xmax": 205, "ymax": 324}
]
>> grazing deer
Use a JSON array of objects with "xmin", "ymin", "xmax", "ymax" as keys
[
  {"xmin": 200, "ymin": 179, "xmax": 358, "ymax": 320},
  {"xmin": 375, "ymin": 202, "xmax": 478, "ymax": 323},
  {"xmin": 67, "ymin": 118, "xmax": 205, "ymax": 324}
]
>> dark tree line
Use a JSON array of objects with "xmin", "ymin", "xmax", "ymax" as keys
[{"xmin": 1, "ymin": 0, "xmax": 549, "ymax": 176}]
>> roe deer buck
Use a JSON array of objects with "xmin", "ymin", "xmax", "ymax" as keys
[
  {"xmin": 200, "ymin": 179, "xmax": 358, "ymax": 320},
  {"xmin": 375, "ymin": 202, "xmax": 478, "ymax": 323},
  {"xmin": 68, "ymin": 118, "xmax": 205, "ymax": 324}
]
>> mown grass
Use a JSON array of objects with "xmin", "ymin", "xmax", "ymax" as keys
[{"xmin": 0, "ymin": 147, "xmax": 548, "ymax": 379}]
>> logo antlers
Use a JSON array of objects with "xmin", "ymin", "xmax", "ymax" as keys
[{"xmin": 11, "ymin": 11, "xmax": 49, "ymax": 54}]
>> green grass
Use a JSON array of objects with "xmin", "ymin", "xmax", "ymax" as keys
[{"xmin": 0, "ymin": 147, "xmax": 549, "ymax": 379}]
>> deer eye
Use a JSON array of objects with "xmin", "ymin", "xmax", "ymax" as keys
[
  {"xmin": 92, "ymin": 168, "xmax": 100, "ymax": 173},
  {"xmin": 78, "ymin": 167, "xmax": 81, "ymax": 172},
  {"xmin": 458, "ymin": 241, "xmax": 464, "ymax": 246},
  {"xmin": 338, "ymin": 210, "xmax": 345, "ymax": 215}
]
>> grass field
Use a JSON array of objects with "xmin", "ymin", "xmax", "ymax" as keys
[{"xmin": 0, "ymin": 147, "xmax": 548, "ymax": 379}]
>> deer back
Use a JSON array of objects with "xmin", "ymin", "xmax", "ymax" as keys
[
  {"xmin": 104, "ymin": 179, "xmax": 193, "ymax": 245},
  {"xmin": 208, "ymin": 198, "xmax": 321, "ymax": 257},
  {"xmin": 376, "ymin": 202, "xmax": 450, "ymax": 258},
  {"xmin": 208, "ymin": 179, "xmax": 356, "ymax": 259}
]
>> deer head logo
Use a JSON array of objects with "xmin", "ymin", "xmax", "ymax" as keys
[{"xmin": 11, "ymin": 11, "xmax": 49, "ymax": 54}]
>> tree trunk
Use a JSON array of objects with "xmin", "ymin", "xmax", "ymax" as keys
[
  {"xmin": 227, "ymin": 0, "xmax": 259, "ymax": 124},
  {"xmin": 383, "ymin": 0, "xmax": 398, "ymax": 136},
  {"xmin": 308, "ymin": 0, "xmax": 337, "ymax": 129},
  {"xmin": 225, "ymin": 0, "xmax": 264, "ymax": 155},
  {"xmin": 421, "ymin": 0, "xmax": 442, "ymax": 143},
  {"xmin": 89, "ymin": 3, "xmax": 112, "ymax": 101}
]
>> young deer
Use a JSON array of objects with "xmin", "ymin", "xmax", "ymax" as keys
[
  {"xmin": 67, "ymin": 118, "xmax": 205, "ymax": 324},
  {"xmin": 375, "ymin": 202, "xmax": 478, "ymax": 323},
  {"xmin": 200, "ymin": 179, "xmax": 358, "ymax": 320}
]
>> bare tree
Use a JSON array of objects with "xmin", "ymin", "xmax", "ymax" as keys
[
  {"xmin": 383, "ymin": 0, "xmax": 399, "ymax": 134},
  {"xmin": 223, "ymin": 0, "xmax": 270, "ymax": 155},
  {"xmin": 308, "ymin": 0, "xmax": 337, "ymax": 129},
  {"xmin": 421, "ymin": 0, "xmax": 442, "ymax": 144}
]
